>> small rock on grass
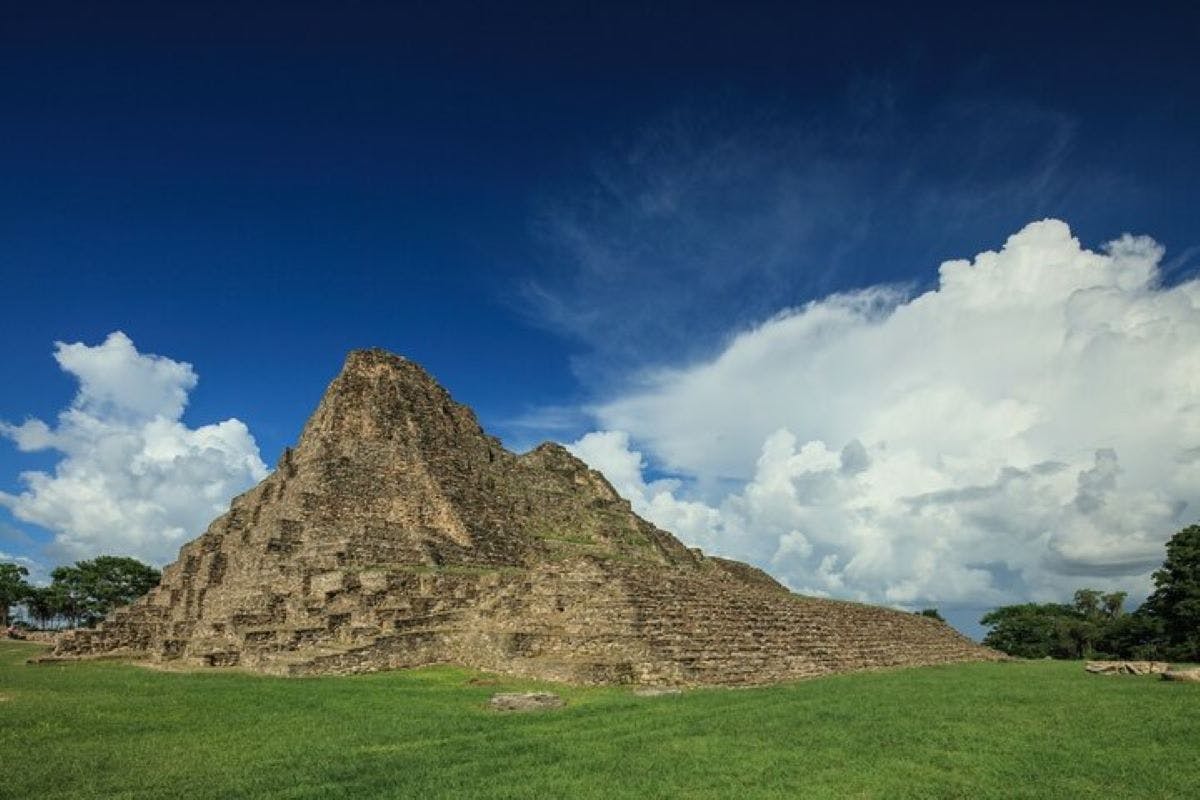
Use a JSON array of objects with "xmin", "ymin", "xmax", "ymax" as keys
[
  {"xmin": 632, "ymin": 687, "xmax": 682, "ymax": 697},
  {"xmin": 488, "ymin": 692, "xmax": 564, "ymax": 711}
]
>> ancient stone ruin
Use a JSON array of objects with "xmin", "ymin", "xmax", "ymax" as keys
[
  {"xmin": 488, "ymin": 692, "xmax": 565, "ymax": 711},
  {"xmin": 49, "ymin": 349, "xmax": 1001, "ymax": 684},
  {"xmin": 1085, "ymin": 661, "xmax": 1170, "ymax": 676}
]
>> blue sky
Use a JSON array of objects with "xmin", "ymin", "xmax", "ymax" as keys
[{"xmin": 2, "ymin": 2, "xmax": 1199, "ymax": 637}]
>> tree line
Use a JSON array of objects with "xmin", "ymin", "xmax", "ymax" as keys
[
  {"xmin": 1, "ymin": 556, "xmax": 160, "ymax": 630},
  {"xmin": 979, "ymin": 524, "xmax": 1200, "ymax": 661}
]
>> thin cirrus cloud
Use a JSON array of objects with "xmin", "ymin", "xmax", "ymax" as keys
[
  {"xmin": 521, "ymin": 98, "xmax": 1094, "ymax": 384},
  {"xmin": 0, "ymin": 332, "xmax": 268, "ymax": 566},
  {"xmin": 568, "ymin": 220, "xmax": 1200, "ymax": 608}
]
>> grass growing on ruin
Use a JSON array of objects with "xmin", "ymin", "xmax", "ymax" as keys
[{"xmin": 1, "ymin": 641, "xmax": 1198, "ymax": 799}]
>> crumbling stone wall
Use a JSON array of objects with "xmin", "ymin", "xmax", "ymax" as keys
[{"xmin": 51, "ymin": 349, "xmax": 1001, "ymax": 684}]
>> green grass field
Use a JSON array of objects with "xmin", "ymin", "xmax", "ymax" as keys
[{"xmin": 1, "ymin": 641, "xmax": 1197, "ymax": 799}]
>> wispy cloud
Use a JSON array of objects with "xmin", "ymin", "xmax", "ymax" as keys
[{"xmin": 522, "ymin": 93, "xmax": 1102, "ymax": 385}]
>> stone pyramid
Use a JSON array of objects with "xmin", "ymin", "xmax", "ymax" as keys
[{"xmin": 52, "ymin": 349, "xmax": 1000, "ymax": 683}]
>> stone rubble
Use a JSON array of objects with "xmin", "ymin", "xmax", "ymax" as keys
[
  {"xmin": 488, "ymin": 692, "xmax": 565, "ymax": 711},
  {"xmin": 1084, "ymin": 661, "xmax": 1170, "ymax": 676},
  {"xmin": 47, "ymin": 348, "xmax": 1002, "ymax": 685}
]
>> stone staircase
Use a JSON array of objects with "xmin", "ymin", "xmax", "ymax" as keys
[
  {"xmin": 52, "ymin": 553, "xmax": 998, "ymax": 684},
  {"xmin": 614, "ymin": 566, "xmax": 989, "ymax": 684},
  {"xmin": 46, "ymin": 348, "xmax": 1002, "ymax": 684}
]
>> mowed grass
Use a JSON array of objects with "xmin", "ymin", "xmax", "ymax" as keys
[{"xmin": 1, "ymin": 642, "xmax": 1198, "ymax": 799}]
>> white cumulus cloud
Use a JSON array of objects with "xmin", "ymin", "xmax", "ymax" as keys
[
  {"xmin": 569, "ymin": 220, "xmax": 1200, "ymax": 608},
  {"xmin": 1, "ymin": 332, "xmax": 268, "ymax": 565}
]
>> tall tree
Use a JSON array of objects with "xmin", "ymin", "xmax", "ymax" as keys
[
  {"xmin": 1144, "ymin": 523, "xmax": 1200, "ymax": 660},
  {"xmin": 1073, "ymin": 588, "xmax": 1103, "ymax": 618},
  {"xmin": 47, "ymin": 565, "xmax": 90, "ymax": 627},
  {"xmin": 1097, "ymin": 608, "xmax": 1164, "ymax": 660},
  {"xmin": 981, "ymin": 603, "xmax": 1085, "ymax": 659},
  {"xmin": 1101, "ymin": 591, "xmax": 1128, "ymax": 619},
  {"xmin": 77, "ymin": 556, "xmax": 161, "ymax": 612},
  {"xmin": 23, "ymin": 586, "xmax": 62, "ymax": 629},
  {"xmin": 0, "ymin": 562, "xmax": 32, "ymax": 629},
  {"xmin": 49, "ymin": 556, "xmax": 161, "ymax": 627}
]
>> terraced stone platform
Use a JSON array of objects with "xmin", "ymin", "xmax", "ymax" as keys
[{"xmin": 50, "ymin": 348, "xmax": 1000, "ymax": 684}]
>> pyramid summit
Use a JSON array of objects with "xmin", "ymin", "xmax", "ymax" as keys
[{"xmin": 50, "ymin": 348, "xmax": 1000, "ymax": 683}]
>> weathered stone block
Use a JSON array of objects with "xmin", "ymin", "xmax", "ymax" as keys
[
  {"xmin": 1085, "ymin": 661, "xmax": 1170, "ymax": 676},
  {"xmin": 48, "ymin": 349, "xmax": 1002, "ymax": 684},
  {"xmin": 488, "ymin": 692, "xmax": 565, "ymax": 711}
]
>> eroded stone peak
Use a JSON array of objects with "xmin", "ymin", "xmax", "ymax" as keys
[
  {"xmin": 337, "ymin": 348, "xmax": 440, "ymax": 391},
  {"xmin": 522, "ymin": 441, "xmax": 576, "ymax": 460},
  {"xmin": 294, "ymin": 347, "xmax": 490, "ymax": 452},
  {"xmin": 521, "ymin": 440, "xmax": 605, "ymax": 477}
]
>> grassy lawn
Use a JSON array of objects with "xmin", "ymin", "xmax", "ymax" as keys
[{"xmin": 1, "ymin": 641, "xmax": 1197, "ymax": 799}]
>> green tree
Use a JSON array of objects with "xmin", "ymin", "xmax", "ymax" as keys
[
  {"xmin": 1101, "ymin": 591, "xmax": 1127, "ymax": 619},
  {"xmin": 1097, "ymin": 609, "xmax": 1164, "ymax": 660},
  {"xmin": 78, "ymin": 556, "xmax": 160, "ymax": 612},
  {"xmin": 49, "ymin": 556, "xmax": 161, "ymax": 627},
  {"xmin": 0, "ymin": 562, "xmax": 32, "ymax": 629},
  {"xmin": 1073, "ymin": 588, "xmax": 1103, "ymax": 619},
  {"xmin": 917, "ymin": 608, "xmax": 945, "ymax": 622},
  {"xmin": 980, "ymin": 603, "xmax": 1084, "ymax": 659},
  {"xmin": 982, "ymin": 591, "xmax": 1159, "ymax": 660},
  {"xmin": 23, "ymin": 585, "xmax": 66, "ymax": 629},
  {"xmin": 1069, "ymin": 588, "xmax": 1113, "ymax": 655},
  {"xmin": 47, "ymin": 565, "xmax": 90, "ymax": 627},
  {"xmin": 1144, "ymin": 523, "xmax": 1200, "ymax": 660}
]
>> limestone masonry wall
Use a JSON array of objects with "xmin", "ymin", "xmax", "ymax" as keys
[{"xmin": 51, "ymin": 349, "xmax": 1001, "ymax": 684}]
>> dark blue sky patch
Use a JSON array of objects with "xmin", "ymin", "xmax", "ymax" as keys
[{"xmin": 1, "ymin": 2, "xmax": 1198, "ymax": 629}]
